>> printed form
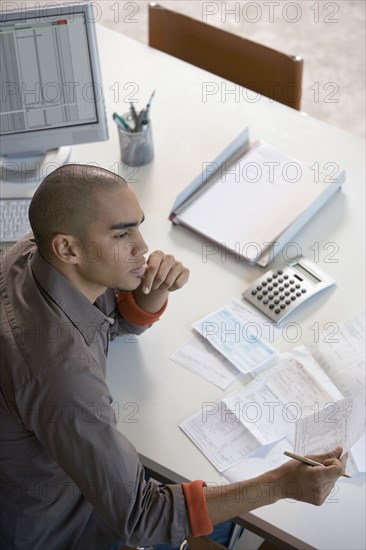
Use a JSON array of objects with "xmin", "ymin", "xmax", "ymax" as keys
[
  {"xmin": 179, "ymin": 313, "xmax": 365, "ymax": 479},
  {"xmin": 180, "ymin": 403, "xmax": 260, "ymax": 472},
  {"xmin": 171, "ymin": 299, "xmax": 281, "ymax": 389},
  {"xmin": 309, "ymin": 311, "xmax": 365, "ymax": 397},
  {"xmin": 180, "ymin": 347, "xmax": 342, "ymax": 471},
  {"xmin": 294, "ymin": 390, "xmax": 365, "ymax": 457},
  {"xmin": 192, "ymin": 304, "xmax": 277, "ymax": 373},
  {"xmin": 180, "ymin": 344, "xmax": 365, "ymax": 477}
]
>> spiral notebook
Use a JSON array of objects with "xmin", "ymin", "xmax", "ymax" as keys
[{"xmin": 169, "ymin": 129, "xmax": 345, "ymax": 266}]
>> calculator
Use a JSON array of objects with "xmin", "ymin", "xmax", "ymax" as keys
[{"xmin": 243, "ymin": 257, "xmax": 336, "ymax": 323}]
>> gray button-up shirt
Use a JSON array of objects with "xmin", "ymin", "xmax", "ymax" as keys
[{"xmin": 0, "ymin": 236, "xmax": 189, "ymax": 549}]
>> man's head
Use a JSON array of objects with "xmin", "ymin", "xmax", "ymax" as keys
[
  {"xmin": 29, "ymin": 164, "xmax": 148, "ymax": 301},
  {"xmin": 29, "ymin": 164, "xmax": 123, "ymax": 256}
]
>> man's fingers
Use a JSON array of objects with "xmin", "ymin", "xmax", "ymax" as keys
[
  {"xmin": 161, "ymin": 267, "xmax": 190, "ymax": 291},
  {"xmin": 340, "ymin": 452, "xmax": 348, "ymax": 466},
  {"xmin": 141, "ymin": 251, "xmax": 171, "ymax": 292},
  {"xmin": 323, "ymin": 452, "xmax": 348, "ymax": 472},
  {"xmin": 152, "ymin": 263, "xmax": 189, "ymax": 291},
  {"xmin": 152, "ymin": 259, "xmax": 181, "ymax": 289},
  {"xmin": 307, "ymin": 446, "xmax": 343, "ymax": 463},
  {"xmin": 142, "ymin": 263, "xmax": 160, "ymax": 294},
  {"xmin": 142, "ymin": 252, "xmax": 189, "ymax": 293}
]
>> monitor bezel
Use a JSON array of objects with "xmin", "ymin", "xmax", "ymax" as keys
[{"xmin": 0, "ymin": 1, "xmax": 108, "ymax": 156}]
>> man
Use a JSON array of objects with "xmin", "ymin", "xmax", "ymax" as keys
[{"xmin": 0, "ymin": 164, "xmax": 347, "ymax": 549}]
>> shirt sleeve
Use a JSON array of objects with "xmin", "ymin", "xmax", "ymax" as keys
[
  {"xmin": 116, "ymin": 291, "xmax": 168, "ymax": 327},
  {"xmin": 182, "ymin": 480, "xmax": 213, "ymax": 536},
  {"xmin": 16, "ymin": 359, "xmax": 190, "ymax": 546}
]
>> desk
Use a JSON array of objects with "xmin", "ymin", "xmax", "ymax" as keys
[{"xmin": 60, "ymin": 25, "xmax": 366, "ymax": 550}]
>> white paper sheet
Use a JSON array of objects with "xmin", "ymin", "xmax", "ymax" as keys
[
  {"xmin": 193, "ymin": 306, "xmax": 278, "ymax": 373},
  {"xmin": 262, "ymin": 352, "xmax": 343, "ymax": 412},
  {"xmin": 349, "ymin": 432, "xmax": 366, "ymax": 473},
  {"xmin": 176, "ymin": 141, "xmax": 339, "ymax": 262},
  {"xmin": 294, "ymin": 391, "xmax": 366, "ymax": 456},
  {"xmin": 224, "ymin": 438, "xmax": 293, "ymax": 482},
  {"xmin": 224, "ymin": 298, "xmax": 282, "ymax": 343},
  {"xmin": 223, "ymin": 348, "xmax": 342, "ymax": 446},
  {"xmin": 224, "ymin": 433, "xmax": 366, "ymax": 482},
  {"xmin": 170, "ymin": 334, "xmax": 239, "ymax": 390},
  {"xmin": 179, "ymin": 316, "xmax": 365, "ymax": 476},
  {"xmin": 223, "ymin": 380, "xmax": 291, "ymax": 445},
  {"xmin": 180, "ymin": 402, "xmax": 260, "ymax": 472},
  {"xmin": 172, "ymin": 299, "xmax": 280, "ymax": 389},
  {"xmin": 308, "ymin": 312, "xmax": 365, "ymax": 397}
]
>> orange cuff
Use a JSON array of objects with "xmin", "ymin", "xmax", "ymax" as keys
[
  {"xmin": 117, "ymin": 291, "xmax": 168, "ymax": 327},
  {"xmin": 182, "ymin": 480, "xmax": 213, "ymax": 537}
]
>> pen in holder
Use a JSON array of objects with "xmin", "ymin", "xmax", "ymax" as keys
[{"xmin": 114, "ymin": 92, "xmax": 155, "ymax": 167}]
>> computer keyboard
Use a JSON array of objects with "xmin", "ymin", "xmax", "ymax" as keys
[{"xmin": 0, "ymin": 198, "xmax": 32, "ymax": 243}]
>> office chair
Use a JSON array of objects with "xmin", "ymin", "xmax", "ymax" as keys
[{"xmin": 148, "ymin": 3, "xmax": 303, "ymax": 110}]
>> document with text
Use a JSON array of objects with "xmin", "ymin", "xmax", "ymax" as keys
[
  {"xmin": 193, "ymin": 305, "xmax": 277, "ymax": 373},
  {"xmin": 294, "ymin": 390, "xmax": 365, "ymax": 457},
  {"xmin": 171, "ymin": 299, "xmax": 281, "ymax": 389},
  {"xmin": 180, "ymin": 346, "xmax": 363, "ymax": 474},
  {"xmin": 170, "ymin": 333, "xmax": 239, "ymax": 390},
  {"xmin": 308, "ymin": 311, "xmax": 365, "ymax": 397},
  {"xmin": 180, "ymin": 315, "xmax": 365, "ymax": 477},
  {"xmin": 223, "ymin": 347, "xmax": 342, "ymax": 445},
  {"xmin": 180, "ymin": 402, "xmax": 260, "ymax": 472}
]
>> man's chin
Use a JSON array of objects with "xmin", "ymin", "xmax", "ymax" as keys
[{"xmin": 116, "ymin": 280, "xmax": 142, "ymax": 292}]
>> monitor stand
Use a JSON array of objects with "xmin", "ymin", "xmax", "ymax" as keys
[{"xmin": 0, "ymin": 146, "xmax": 71, "ymax": 199}]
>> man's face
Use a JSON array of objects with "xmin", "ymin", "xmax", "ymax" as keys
[{"xmin": 77, "ymin": 186, "xmax": 148, "ymax": 293}]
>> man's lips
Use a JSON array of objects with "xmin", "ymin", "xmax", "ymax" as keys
[{"xmin": 130, "ymin": 263, "xmax": 147, "ymax": 277}]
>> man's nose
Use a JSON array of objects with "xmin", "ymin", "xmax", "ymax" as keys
[{"xmin": 136, "ymin": 232, "xmax": 148, "ymax": 256}]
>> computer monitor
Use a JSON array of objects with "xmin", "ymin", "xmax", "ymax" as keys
[{"xmin": 0, "ymin": 2, "xmax": 108, "ymax": 196}]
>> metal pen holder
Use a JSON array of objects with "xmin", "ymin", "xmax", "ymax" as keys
[{"xmin": 117, "ymin": 113, "xmax": 154, "ymax": 166}]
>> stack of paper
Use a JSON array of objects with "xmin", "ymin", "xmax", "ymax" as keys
[
  {"xmin": 170, "ymin": 299, "xmax": 281, "ymax": 389},
  {"xmin": 170, "ymin": 130, "xmax": 346, "ymax": 266},
  {"xmin": 192, "ymin": 305, "xmax": 277, "ymax": 374},
  {"xmin": 179, "ymin": 313, "xmax": 366, "ymax": 480}
]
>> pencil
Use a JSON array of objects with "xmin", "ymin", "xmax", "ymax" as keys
[{"xmin": 284, "ymin": 451, "xmax": 351, "ymax": 478}]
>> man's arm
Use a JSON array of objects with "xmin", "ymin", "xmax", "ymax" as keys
[
  {"xmin": 203, "ymin": 448, "xmax": 347, "ymax": 526},
  {"xmin": 112, "ymin": 251, "xmax": 189, "ymax": 334},
  {"xmin": 16, "ymin": 360, "xmax": 191, "ymax": 546}
]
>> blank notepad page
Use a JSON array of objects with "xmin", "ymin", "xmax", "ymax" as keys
[{"xmin": 177, "ymin": 142, "xmax": 330, "ymax": 259}]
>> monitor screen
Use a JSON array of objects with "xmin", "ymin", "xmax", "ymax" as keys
[{"xmin": 0, "ymin": 2, "xmax": 108, "ymax": 188}]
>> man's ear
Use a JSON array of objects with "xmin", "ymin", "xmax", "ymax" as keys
[{"xmin": 51, "ymin": 234, "xmax": 82, "ymax": 264}]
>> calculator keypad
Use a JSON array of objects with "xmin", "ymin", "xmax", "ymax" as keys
[{"xmin": 243, "ymin": 267, "xmax": 310, "ymax": 323}]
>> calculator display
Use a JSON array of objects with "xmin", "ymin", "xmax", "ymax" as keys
[{"xmin": 292, "ymin": 263, "xmax": 322, "ymax": 285}]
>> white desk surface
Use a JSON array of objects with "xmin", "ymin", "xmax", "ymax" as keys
[{"xmin": 62, "ymin": 25, "xmax": 366, "ymax": 550}]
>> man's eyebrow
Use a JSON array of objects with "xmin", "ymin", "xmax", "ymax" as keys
[{"xmin": 110, "ymin": 214, "xmax": 145, "ymax": 230}]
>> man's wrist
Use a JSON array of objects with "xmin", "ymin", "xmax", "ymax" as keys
[
  {"xmin": 133, "ymin": 286, "xmax": 169, "ymax": 313},
  {"xmin": 259, "ymin": 467, "xmax": 285, "ymax": 505},
  {"xmin": 117, "ymin": 290, "xmax": 168, "ymax": 326}
]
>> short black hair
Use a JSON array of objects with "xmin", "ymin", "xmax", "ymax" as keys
[{"xmin": 29, "ymin": 164, "xmax": 127, "ymax": 258}]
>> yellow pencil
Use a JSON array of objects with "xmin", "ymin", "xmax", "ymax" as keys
[{"xmin": 284, "ymin": 451, "xmax": 351, "ymax": 478}]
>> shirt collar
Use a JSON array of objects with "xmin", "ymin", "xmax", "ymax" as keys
[{"xmin": 30, "ymin": 250, "xmax": 114, "ymax": 345}]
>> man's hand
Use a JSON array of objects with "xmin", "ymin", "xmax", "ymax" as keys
[
  {"xmin": 276, "ymin": 447, "xmax": 348, "ymax": 506},
  {"xmin": 142, "ymin": 250, "xmax": 190, "ymax": 295},
  {"xmin": 134, "ymin": 250, "xmax": 189, "ymax": 313},
  {"xmin": 204, "ymin": 447, "xmax": 347, "ymax": 526}
]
